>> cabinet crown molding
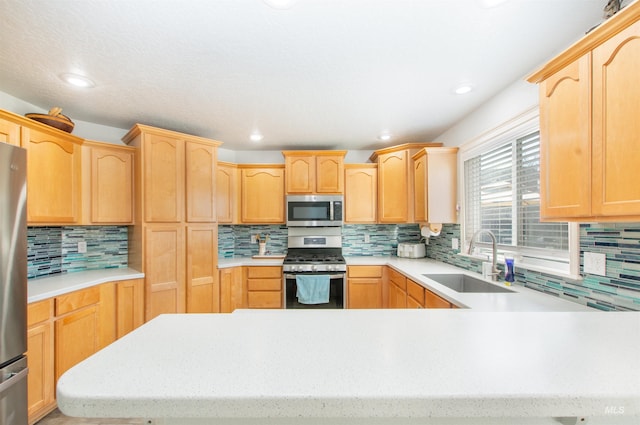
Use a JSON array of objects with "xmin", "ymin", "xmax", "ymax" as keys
[
  {"xmin": 369, "ymin": 142, "xmax": 443, "ymax": 162},
  {"xmin": 282, "ymin": 150, "xmax": 347, "ymax": 157},
  {"xmin": 122, "ymin": 123, "xmax": 222, "ymax": 147},
  {"xmin": 0, "ymin": 108, "xmax": 84, "ymax": 144},
  {"xmin": 527, "ymin": 0, "xmax": 640, "ymax": 83}
]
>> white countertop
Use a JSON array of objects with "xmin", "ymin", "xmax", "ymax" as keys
[
  {"xmin": 353, "ymin": 256, "xmax": 595, "ymax": 312},
  {"xmin": 221, "ymin": 255, "xmax": 593, "ymax": 312},
  {"xmin": 28, "ymin": 267, "xmax": 144, "ymax": 303},
  {"xmin": 27, "ymin": 257, "xmax": 591, "ymax": 313},
  {"xmin": 57, "ymin": 310, "xmax": 640, "ymax": 424}
]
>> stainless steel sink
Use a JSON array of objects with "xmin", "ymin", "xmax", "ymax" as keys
[{"xmin": 422, "ymin": 273, "xmax": 514, "ymax": 293}]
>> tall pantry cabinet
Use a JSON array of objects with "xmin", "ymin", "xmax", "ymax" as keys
[{"xmin": 123, "ymin": 124, "xmax": 222, "ymax": 320}]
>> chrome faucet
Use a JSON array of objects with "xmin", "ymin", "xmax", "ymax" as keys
[{"xmin": 468, "ymin": 229, "xmax": 499, "ymax": 281}]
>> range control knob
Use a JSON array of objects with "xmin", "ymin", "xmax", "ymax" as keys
[{"xmin": 312, "ymin": 265, "xmax": 318, "ymax": 272}]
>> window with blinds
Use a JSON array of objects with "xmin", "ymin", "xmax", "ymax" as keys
[{"xmin": 464, "ymin": 131, "xmax": 568, "ymax": 258}]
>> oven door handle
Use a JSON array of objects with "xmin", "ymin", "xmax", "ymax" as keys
[{"xmin": 284, "ymin": 273, "xmax": 345, "ymax": 279}]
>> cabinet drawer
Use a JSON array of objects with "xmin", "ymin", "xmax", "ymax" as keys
[
  {"xmin": 424, "ymin": 289, "xmax": 451, "ymax": 309},
  {"xmin": 246, "ymin": 266, "xmax": 282, "ymax": 279},
  {"xmin": 247, "ymin": 291, "xmax": 282, "ymax": 309},
  {"xmin": 55, "ymin": 286, "xmax": 100, "ymax": 316},
  {"xmin": 247, "ymin": 278, "xmax": 282, "ymax": 291},
  {"xmin": 387, "ymin": 267, "xmax": 407, "ymax": 290},
  {"xmin": 406, "ymin": 296, "xmax": 423, "ymax": 309},
  {"xmin": 28, "ymin": 299, "xmax": 53, "ymax": 326},
  {"xmin": 406, "ymin": 279, "xmax": 425, "ymax": 305},
  {"xmin": 348, "ymin": 265, "xmax": 383, "ymax": 278}
]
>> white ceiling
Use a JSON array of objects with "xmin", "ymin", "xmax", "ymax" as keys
[{"xmin": 0, "ymin": 0, "xmax": 605, "ymax": 151}]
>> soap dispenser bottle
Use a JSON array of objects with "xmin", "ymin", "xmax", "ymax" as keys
[{"xmin": 504, "ymin": 255, "xmax": 515, "ymax": 285}]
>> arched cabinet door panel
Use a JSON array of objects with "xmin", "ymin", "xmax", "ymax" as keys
[{"xmin": 592, "ymin": 20, "xmax": 640, "ymax": 217}]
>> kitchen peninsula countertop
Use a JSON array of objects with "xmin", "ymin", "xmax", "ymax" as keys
[
  {"xmin": 28, "ymin": 267, "xmax": 144, "ymax": 303},
  {"xmin": 57, "ymin": 309, "xmax": 640, "ymax": 425}
]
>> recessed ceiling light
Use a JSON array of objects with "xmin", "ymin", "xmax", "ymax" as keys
[
  {"xmin": 250, "ymin": 132, "xmax": 264, "ymax": 142},
  {"xmin": 479, "ymin": 0, "xmax": 509, "ymax": 8},
  {"xmin": 378, "ymin": 132, "xmax": 392, "ymax": 142},
  {"xmin": 263, "ymin": 0, "xmax": 297, "ymax": 10},
  {"xmin": 59, "ymin": 73, "xmax": 95, "ymax": 88},
  {"xmin": 453, "ymin": 83, "xmax": 474, "ymax": 95}
]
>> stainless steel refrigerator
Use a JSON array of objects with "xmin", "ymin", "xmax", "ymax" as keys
[{"xmin": 0, "ymin": 143, "xmax": 28, "ymax": 425}]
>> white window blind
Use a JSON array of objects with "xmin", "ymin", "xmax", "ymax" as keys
[{"xmin": 464, "ymin": 131, "xmax": 568, "ymax": 257}]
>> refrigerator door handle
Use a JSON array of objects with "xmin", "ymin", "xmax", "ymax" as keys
[{"xmin": 0, "ymin": 366, "xmax": 28, "ymax": 395}]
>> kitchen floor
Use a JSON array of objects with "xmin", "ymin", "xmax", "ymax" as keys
[{"xmin": 37, "ymin": 409, "xmax": 148, "ymax": 425}]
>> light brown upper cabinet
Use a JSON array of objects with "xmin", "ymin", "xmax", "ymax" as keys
[
  {"xmin": 283, "ymin": 151, "xmax": 346, "ymax": 194},
  {"xmin": 527, "ymin": 2, "xmax": 640, "ymax": 221},
  {"xmin": 1, "ymin": 109, "xmax": 84, "ymax": 225},
  {"xmin": 216, "ymin": 161, "xmax": 240, "ymax": 224},
  {"xmin": 22, "ymin": 121, "xmax": 83, "ymax": 225},
  {"xmin": 186, "ymin": 141, "xmax": 217, "ymax": 222},
  {"xmin": 0, "ymin": 115, "xmax": 20, "ymax": 145},
  {"xmin": 81, "ymin": 141, "xmax": 135, "ymax": 225},
  {"xmin": 140, "ymin": 132, "xmax": 185, "ymax": 223},
  {"xmin": 239, "ymin": 164, "xmax": 285, "ymax": 224},
  {"xmin": 370, "ymin": 143, "xmax": 441, "ymax": 223},
  {"xmin": 412, "ymin": 147, "xmax": 458, "ymax": 225},
  {"xmin": 344, "ymin": 164, "xmax": 377, "ymax": 223}
]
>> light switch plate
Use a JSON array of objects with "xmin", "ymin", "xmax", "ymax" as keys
[
  {"xmin": 77, "ymin": 241, "xmax": 87, "ymax": 254},
  {"xmin": 364, "ymin": 233, "xmax": 370, "ymax": 243},
  {"xmin": 584, "ymin": 252, "xmax": 606, "ymax": 276},
  {"xmin": 452, "ymin": 238, "xmax": 459, "ymax": 250}
]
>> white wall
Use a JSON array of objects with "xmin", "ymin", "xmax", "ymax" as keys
[
  {"xmin": 4, "ymin": 79, "xmax": 539, "ymax": 158},
  {"xmin": 219, "ymin": 148, "xmax": 373, "ymax": 164},
  {"xmin": 435, "ymin": 79, "xmax": 539, "ymax": 146},
  {"xmin": 2, "ymin": 90, "xmax": 377, "ymax": 162},
  {"xmin": 0, "ymin": 91, "xmax": 129, "ymax": 145}
]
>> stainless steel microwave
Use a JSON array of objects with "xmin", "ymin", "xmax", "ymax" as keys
[{"xmin": 286, "ymin": 195, "xmax": 343, "ymax": 227}]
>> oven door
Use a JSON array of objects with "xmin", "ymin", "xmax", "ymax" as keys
[{"xmin": 284, "ymin": 273, "xmax": 345, "ymax": 309}]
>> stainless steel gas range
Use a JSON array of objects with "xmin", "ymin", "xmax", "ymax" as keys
[{"xmin": 283, "ymin": 227, "xmax": 346, "ymax": 309}]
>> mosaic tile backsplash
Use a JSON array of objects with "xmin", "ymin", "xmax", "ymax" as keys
[
  {"xmin": 342, "ymin": 224, "xmax": 422, "ymax": 256},
  {"xmin": 426, "ymin": 223, "xmax": 640, "ymax": 311},
  {"xmin": 218, "ymin": 224, "xmax": 423, "ymax": 258},
  {"xmin": 218, "ymin": 225, "xmax": 288, "ymax": 258},
  {"xmin": 28, "ymin": 226, "xmax": 128, "ymax": 279}
]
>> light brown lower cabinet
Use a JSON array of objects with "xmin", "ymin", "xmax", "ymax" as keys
[
  {"xmin": 245, "ymin": 266, "xmax": 283, "ymax": 309},
  {"xmin": 27, "ymin": 279, "xmax": 144, "ymax": 424},
  {"xmin": 384, "ymin": 266, "xmax": 455, "ymax": 309},
  {"xmin": 219, "ymin": 267, "xmax": 244, "ymax": 313},
  {"xmin": 144, "ymin": 225, "xmax": 186, "ymax": 320},
  {"xmin": 116, "ymin": 279, "xmax": 145, "ymax": 338},
  {"xmin": 424, "ymin": 288, "xmax": 453, "ymax": 309},
  {"xmin": 347, "ymin": 266, "xmax": 382, "ymax": 309},
  {"xmin": 27, "ymin": 299, "xmax": 55, "ymax": 424},
  {"xmin": 186, "ymin": 225, "xmax": 219, "ymax": 313},
  {"xmin": 386, "ymin": 267, "xmax": 408, "ymax": 308},
  {"xmin": 406, "ymin": 279, "xmax": 425, "ymax": 309}
]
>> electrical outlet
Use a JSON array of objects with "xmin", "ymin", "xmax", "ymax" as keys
[
  {"xmin": 364, "ymin": 233, "xmax": 370, "ymax": 243},
  {"xmin": 584, "ymin": 252, "xmax": 606, "ymax": 276},
  {"xmin": 77, "ymin": 241, "xmax": 87, "ymax": 254},
  {"xmin": 452, "ymin": 238, "xmax": 459, "ymax": 250},
  {"xmin": 251, "ymin": 234, "xmax": 257, "ymax": 244}
]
